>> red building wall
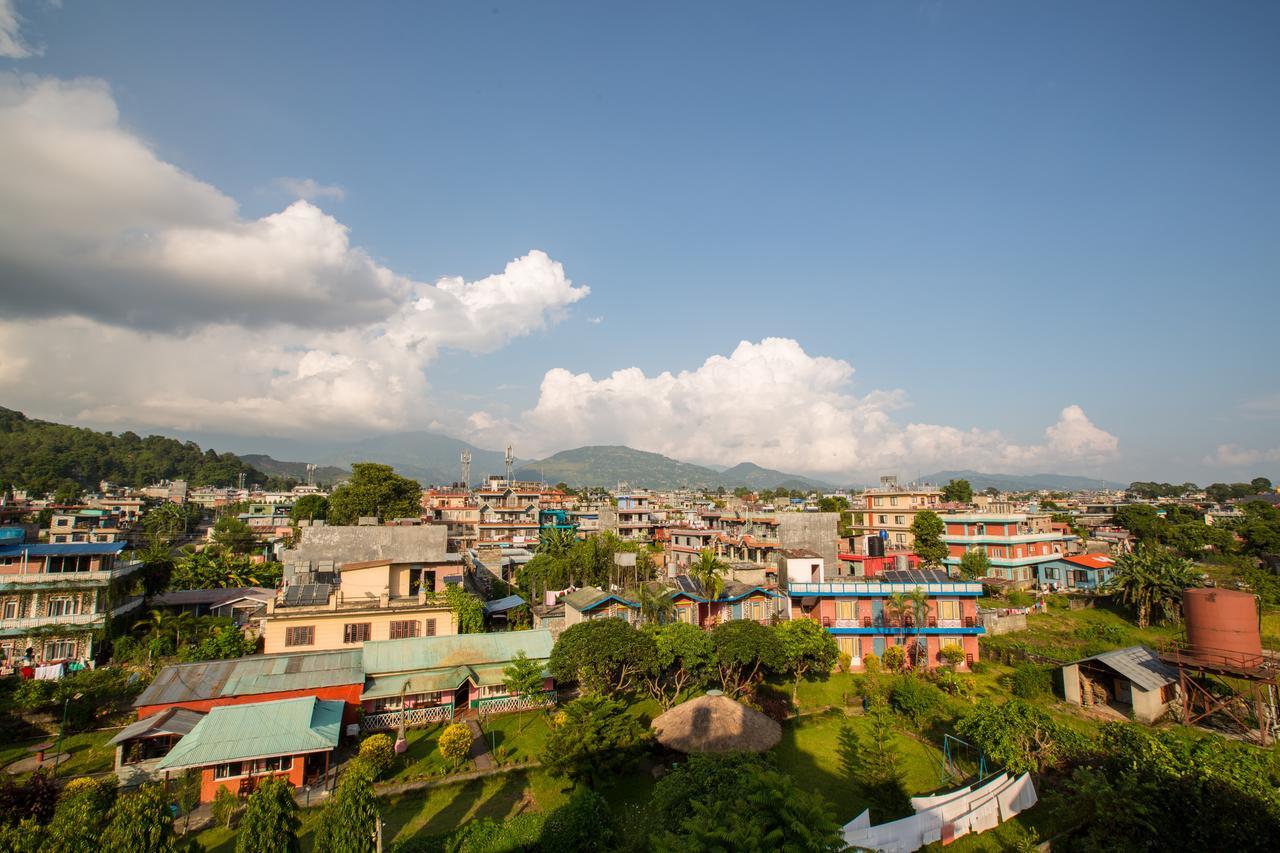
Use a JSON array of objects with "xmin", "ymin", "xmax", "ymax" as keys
[
  {"xmin": 197, "ymin": 760, "xmax": 307, "ymax": 803},
  {"xmin": 137, "ymin": 683, "xmax": 364, "ymax": 725}
]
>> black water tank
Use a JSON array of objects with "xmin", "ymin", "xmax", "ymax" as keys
[{"xmin": 868, "ymin": 535, "xmax": 885, "ymax": 557}]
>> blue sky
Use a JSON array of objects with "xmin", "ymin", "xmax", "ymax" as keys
[{"xmin": 1, "ymin": 1, "xmax": 1277, "ymax": 482}]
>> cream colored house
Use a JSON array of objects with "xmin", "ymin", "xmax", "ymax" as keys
[{"xmin": 262, "ymin": 558, "xmax": 457, "ymax": 654}]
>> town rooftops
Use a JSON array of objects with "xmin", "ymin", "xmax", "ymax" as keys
[
  {"xmin": 778, "ymin": 548, "xmax": 823, "ymax": 559},
  {"xmin": 482, "ymin": 594, "xmax": 526, "ymax": 615},
  {"xmin": 563, "ymin": 586, "xmax": 636, "ymax": 612},
  {"xmin": 149, "ymin": 587, "xmax": 274, "ymax": 608},
  {"xmin": 109, "ymin": 707, "xmax": 205, "ymax": 745},
  {"xmin": 1060, "ymin": 554, "xmax": 1115, "ymax": 570},
  {"xmin": 362, "ymin": 629, "xmax": 554, "ymax": 676},
  {"xmin": 0, "ymin": 541, "xmax": 126, "ymax": 557},
  {"xmin": 157, "ymin": 696, "xmax": 343, "ymax": 770},
  {"xmin": 135, "ymin": 649, "xmax": 364, "ymax": 708},
  {"xmin": 1068, "ymin": 646, "xmax": 1177, "ymax": 693}
]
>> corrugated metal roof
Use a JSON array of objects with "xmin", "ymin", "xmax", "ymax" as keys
[
  {"xmin": 109, "ymin": 707, "xmax": 206, "ymax": 745},
  {"xmin": 149, "ymin": 587, "xmax": 274, "ymax": 607},
  {"xmin": 1074, "ymin": 645, "xmax": 1177, "ymax": 692},
  {"xmin": 483, "ymin": 594, "xmax": 526, "ymax": 615},
  {"xmin": 361, "ymin": 666, "xmax": 474, "ymax": 700},
  {"xmin": 135, "ymin": 649, "xmax": 363, "ymax": 707},
  {"xmin": 0, "ymin": 542, "xmax": 126, "ymax": 557},
  {"xmin": 362, "ymin": 629, "xmax": 554, "ymax": 676},
  {"xmin": 157, "ymin": 697, "xmax": 342, "ymax": 770}
]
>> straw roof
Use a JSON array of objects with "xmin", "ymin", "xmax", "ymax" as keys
[{"xmin": 651, "ymin": 691, "xmax": 781, "ymax": 754}]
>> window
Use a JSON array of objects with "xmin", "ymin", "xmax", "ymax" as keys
[
  {"xmin": 258, "ymin": 755, "xmax": 293, "ymax": 773},
  {"xmin": 1042, "ymin": 568, "xmax": 1057, "ymax": 580},
  {"xmin": 46, "ymin": 597, "xmax": 77, "ymax": 617},
  {"xmin": 424, "ymin": 618, "xmax": 437, "ymax": 636},
  {"xmin": 895, "ymin": 533, "xmax": 907, "ymax": 545},
  {"xmin": 215, "ymin": 762, "xmax": 244, "ymax": 779},
  {"xmin": 2, "ymin": 600, "xmax": 16, "ymax": 619},
  {"xmin": 836, "ymin": 636, "xmax": 857, "ymax": 658},
  {"xmin": 890, "ymin": 496, "xmax": 898, "ymax": 506},
  {"xmin": 937, "ymin": 600, "xmax": 960, "ymax": 621},
  {"xmin": 284, "ymin": 626, "xmax": 315, "ymax": 647},
  {"xmin": 877, "ymin": 514, "xmax": 887, "ymax": 524},
  {"xmin": 390, "ymin": 620, "xmax": 420, "ymax": 640},
  {"xmin": 836, "ymin": 599, "xmax": 855, "ymax": 621},
  {"xmin": 895, "ymin": 515, "xmax": 905, "ymax": 525},
  {"xmin": 940, "ymin": 637, "xmax": 962, "ymax": 650},
  {"xmin": 343, "ymin": 623, "xmax": 371, "ymax": 644},
  {"xmin": 44, "ymin": 640, "xmax": 76, "ymax": 660}
]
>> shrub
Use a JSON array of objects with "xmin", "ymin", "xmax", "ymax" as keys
[
  {"xmin": 837, "ymin": 651, "xmax": 851, "ymax": 674},
  {"xmin": 888, "ymin": 676, "xmax": 945, "ymax": 729},
  {"xmin": 931, "ymin": 670, "xmax": 975, "ymax": 699},
  {"xmin": 881, "ymin": 645, "xmax": 906, "ymax": 672},
  {"xmin": 357, "ymin": 733, "xmax": 396, "ymax": 777},
  {"xmin": 1008, "ymin": 664, "xmax": 1053, "ymax": 700},
  {"xmin": 939, "ymin": 645, "xmax": 966, "ymax": 670},
  {"xmin": 541, "ymin": 787, "xmax": 615, "ymax": 853},
  {"xmin": 438, "ymin": 723, "xmax": 473, "ymax": 768},
  {"xmin": 862, "ymin": 652, "xmax": 881, "ymax": 676},
  {"xmin": 211, "ymin": 786, "xmax": 238, "ymax": 829}
]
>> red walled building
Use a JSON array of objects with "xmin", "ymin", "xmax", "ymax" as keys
[{"xmin": 134, "ymin": 649, "xmax": 365, "ymax": 725}]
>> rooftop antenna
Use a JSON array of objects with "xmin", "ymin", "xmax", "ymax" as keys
[
  {"xmin": 460, "ymin": 449, "xmax": 472, "ymax": 488},
  {"xmin": 504, "ymin": 445, "xmax": 514, "ymax": 485}
]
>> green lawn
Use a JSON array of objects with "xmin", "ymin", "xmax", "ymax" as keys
[
  {"xmin": 982, "ymin": 600, "xmax": 1181, "ymax": 664},
  {"xmin": 0, "ymin": 728, "xmax": 118, "ymax": 778},
  {"xmin": 385, "ymin": 723, "xmax": 469, "ymax": 781},
  {"xmin": 478, "ymin": 710, "xmax": 552, "ymax": 766}
]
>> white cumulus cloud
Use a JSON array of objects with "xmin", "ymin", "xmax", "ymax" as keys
[
  {"xmin": 468, "ymin": 338, "xmax": 1119, "ymax": 478},
  {"xmin": 0, "ymin": 0, "xmax": 38, "ymax": 59},
  {"xmin": 0, "ymin": 73, "xmax": 589, "ymax": 437},
  {"xmin": 1205, "ymin": 444, "xmax": 1280, "ymax": 469},
  {"xmin": 274, "ymin": 177, "xmax": 346, "ymax": 201}
]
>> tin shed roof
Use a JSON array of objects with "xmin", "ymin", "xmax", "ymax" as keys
[
  {"xmin": 1072, "ymin": 645, "xmax": 1177, "ymax": 693},
  {"xmin": 362, "ymin": 629, "xmax": 554, "ymax": 676},
  {"xmin": 157, "ymin": 696, "xmax": 342, "ymax": 770},
  {"xmin": 135, "ymin": 649, "xmax": 364, "ymax": 707}
]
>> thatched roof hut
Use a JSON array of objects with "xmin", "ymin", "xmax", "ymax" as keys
[{"xmin": 651, "ymin": 690, "xmax": 781, "ymax": 754}]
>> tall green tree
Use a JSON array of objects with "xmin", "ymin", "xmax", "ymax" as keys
[
  {"xmin": 540, "ymin": 695, "xmax": 651, "ymax": 789},
  {"xmin": 289, "ymin": 494, "xmax": 329, "ymax": 523},
  {"xmin": 689, "ymin": 549, "xmax": 726, "ymax": 616},
  {"xmin": 957, "ymin": 549, "xmax": 991, "ymax": 580},
  {"xmin": 235, "ymin": 777, "xmax": 300, "ymax": 853},
  {"xmin": 212, "ymin": 515, "xmax": 256, "ymax": 553},
  {"xmin": 44, "ymin": 777, "xmax": 118, "ymax": 853},
  {"xmin": 1105, "ymin": 545, "xmax": 1200, "ymax": 628},
  {"xmin": 941, "ymin": 479, "xmax": 973, "ymax": 503},
  {"xmin": 776, "ymin": 618, "xmax": 838, "ymax": 699},
  {"xmin": 636, "ymin": 584, "xmax": 674, "ymax": 625},
  {"xmin": 909, "ymin": 510, "xmax": 948, "ymax": 565},
  {"xmin": 100, "ymin": 785, "xmax": 175, "ymax": 853},
  {"xmin": 326, "ymin": 463, "xmax": 422, "ymax": 525},
  {"xmin": 313, "ymin": 760, "xmax": 379, "ymax": 853}
]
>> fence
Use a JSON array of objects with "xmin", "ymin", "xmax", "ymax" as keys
[
  {"xmin": 361, "ymin": 703, "xmax": 455, "ymax": 732},
  {"xmin": 477, "ymin": 691, "xmax": 557, "ymax": 717}
]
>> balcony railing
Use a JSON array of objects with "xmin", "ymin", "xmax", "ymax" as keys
[
  {"xmin": 789, "ymin": 581, "xmax": 983, "ymax": 595},
  {"xmin": 361, "ymin": 703, "xmax": 456, "ymax": 732}
]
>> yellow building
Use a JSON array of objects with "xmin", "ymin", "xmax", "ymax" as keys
[
  {"xmin": 262, "ymin": 559, "xmax": 457, "ymax": 654},
  {"xmin": 862, "ymin": 481, "xmax": 942, "ymax": 549}
]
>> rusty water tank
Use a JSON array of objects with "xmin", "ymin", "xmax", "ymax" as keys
[{"xmin": 1183, "ymin": 588, "xmax": 1262, "ymax": 667}]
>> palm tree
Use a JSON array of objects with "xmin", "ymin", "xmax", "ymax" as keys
[
  {"xmin": 908, "ymin": 586, "xmax": 931, "ymax": 667},
  {"xmin": 537, "ymin": 526, "xmax": 574, "ymax": 557},
  {"xmin": 133, "ymin": 609, "xmax": 173, "ymax": 666},
  {"xmin": 885, "ymin": 592, "xmax": 909, "ymax": 629},
  {"xmin": 690, "ymin": 549, "xmax": 726, "ymax": 626},
  {"xmin": 1105, "ymin": 545, "xmax": 1198, "ymax": 628},
  {"xmin": 636, "ymin": 584, "xmax": 674, "ymax": 625}
]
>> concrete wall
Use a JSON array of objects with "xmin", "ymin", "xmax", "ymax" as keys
[
  {"xmin": 284, "ymin": 525, "xmax": 448, "ymax": 577},
  {"xmin": 979, "ymin": 610, "xmax": 1028, "ymax": 634},
  {"xmin": 778, "ymin": 513, "xmax": 839, "ymax": 569}
]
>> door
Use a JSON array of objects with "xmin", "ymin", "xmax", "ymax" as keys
[
  {"xmin": 872, "ymin": 637, "xmax": 886, "ymax": 656},
  {"xmin": 871, "ymin": 600, "xmax": 884, "ymax": 626}
]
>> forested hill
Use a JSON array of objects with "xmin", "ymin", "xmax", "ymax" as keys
[{"xmin": 0, "ymin": 407, "xmax": 273, "ymax": 494}]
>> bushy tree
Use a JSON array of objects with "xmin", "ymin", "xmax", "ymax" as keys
[
  {"xmin": 549, "ymin": 619, "xmax": 657, "ymax": 696},
  {"xmin": 289, "ymin": 494, "xmax": 329, "ymax": 523},
  {"xmin": 327, "ymin": 463, "xmax": 422, "ymax": 525},
  {"xmin": 711, "ymin": 619, "xmax": 783, "ymax": 697},
  {"xmin": 776, "ymin": 618, "xmax": 838, "ymax": 699},
  {"xmin": 539, "ymin": 695, "xmax": 650, "ymax": 788},
  {"xmin": 955, "ymin": 699, "xmax": 1085, "ymax": 775},
  {"xmin": 538, "ymin": 787, "xmax": 616, "ymax": 853},
  {"xmin": 881, "ymin": 644, "xmax": 906, "ymax": 672},
  {"xmin": 909, "ymin": 511, "xmax": 948, "ymax": 565},
  {"xmin": 1105, "ymin": 545, "xmax": 1199, "ymax": 628},
  {"xmin": 357, "ymin": 733, "xmax": 396, "ymax": 778},
  {"xmin": 314, "ymin": 760, "xmax": 378, "ymax": 853},
  {"xmin": 0, "ymin": 769, "xmax": 57, "ymax": 826},
  {"xmin": 212, "ymin": 515, "xmax": 256, "ymax": 553},
  {"xmin": 100, "ymin": 785, "xmax": 175, "ymax": 853},
  {"xmin": 641, "ymin": 622, "xmax": 715, "ymax": 708},
  {"xmin": 43, "ymin": 777, "xmax": 117, "ymax": 853},
  {"xmin": 957, "ymin": 549, "xmax": 991, "ymax": 580},
  {"xmin": 236, "ymin": 777, "xmax": 301, "ymax": 853},
  {"xmin": 941, "ymin": 479, "xmax": 973, "ymax": 503}
]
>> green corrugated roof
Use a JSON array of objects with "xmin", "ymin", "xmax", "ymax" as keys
[
  {"xmin": 156, "ymin": 697, "xmax": 342, "ymax": 770},
  {"xmin": 361, "ymin": 666, "xmax": 475, "ymax": 700},
  {"xmin": 563, "ymin": 587, "xmax": 636, "ymax": 612},
  {"xmin": 362, "ymin": 629, "xmax": 554, "ymax": 676}
]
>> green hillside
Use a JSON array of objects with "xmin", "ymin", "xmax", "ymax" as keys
[
  {"xmin": 0, "ymin": 407, "xmax": 275, "ymax": 494},
  {"xmin": 516, "ymin": 446, "xmax": 832, "ymax": 490},
  {"xmin": 237, "ymin": 454, "xmax": 350, "ymax": 488}
]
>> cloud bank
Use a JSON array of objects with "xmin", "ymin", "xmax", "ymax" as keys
[
  {"xmin": 0, "ymin": 0, "xmax": 37, "ymax": 59},
  {"xmin": 0, "ymin": 73, "xmax": 588, "ymax": 436},
  {"xmin": 1205, "ymin": 444, "xmax": 1280, "ymax": 469},
  {"xmin": 468, "ymin": 338, "xmax": 1119, "ymax": 477}
]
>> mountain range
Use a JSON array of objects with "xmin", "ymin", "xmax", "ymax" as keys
[
  {"xmin": 515, "ymin": 446, "xmax": 833, "ymax": 491},
  {"xmin": 919, "ymin": 469, "xmax": 1126, "ymax": 493}
]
